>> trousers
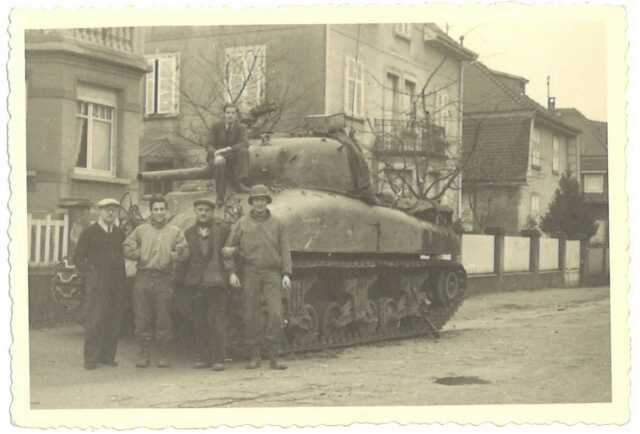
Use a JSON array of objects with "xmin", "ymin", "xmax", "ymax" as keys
[
  {"xmin": 191, "ymin": 286, "xmax": 228, "ymax": 363},
  {"xmin": 210, "ymin": 146, "xmax": 250, "ymax": 200},
  {"xmin": 242, "ymin": 268, "xmax": 284, "ymax": 355},
  {"xmin": 133, "ymin": 270, "xmax": 174, "ymax": 344},
  {"xmin": 82, "ymin": 268, "xmax": 126, "ymax": 364}
]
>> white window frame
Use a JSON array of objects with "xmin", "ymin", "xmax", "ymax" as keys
[
  {"xmin": 344, "ymin": 56, "xmax": 365, "ymax": 118},
  {"xmin": 530, "ymin": 193, "xmax": 540, "ymax": 219},
  {"xmin": 583, "ymin": 173, "xmax": 605, "ymax": 193},
  {"xmin": 394, "ymin": 23, "xmax": 411, "ymax": 40},
  {"xmin": 531, "ymin": 127, "xmax": 542, "ymax": 169},
  {"xmin": 552, "ymin": 135, "xmax": 560, "ymax": 173},
  {"xmin": 404, "ymin": 78, "xmax": 417, "ymax": 120},
  {"xmin": 74, "ymin": 85, "xmax": 117, "ymax": 177},
  {"xmin": 144, "ymin": 53, "xmax": 180, "ymax": 117},
  {"xmin": 224, "ymin": 45, "xmax": 266, "ymax": 110}
]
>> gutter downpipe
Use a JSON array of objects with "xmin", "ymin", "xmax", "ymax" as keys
[{"xmin": 457, "ymin": 59, "xmax": 464, "ymax": 219}]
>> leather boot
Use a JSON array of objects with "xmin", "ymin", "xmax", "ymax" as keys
[
  {"xmin": 156, "ymin": 342, "xmax": 170, "ymax": 368},
  {"xmin": 245, "ymin": 348, "xmax": 261, "ymax": 369},
  {"xmin": 235, "ymin": 178, "xmax": 251, "ymax": 193},
  {"xmin": 135, "ymin": 338, "xmax": 151, "ymax": 368},
  {"xmin": 268, "ymin": 350, "xmax": 287, "ymax": 370}
]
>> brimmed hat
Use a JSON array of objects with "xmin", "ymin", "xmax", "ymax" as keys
[
  {"xmin": 95, "ymin": 198, "xmax": 120, "ymax": 208},
  {"xmin": 248, "ymin": 184, "xmax": 272, "ymax": 204},
  {"xmin": 193, "ymin": 198, "xmax": 217, "ymax": 209}
]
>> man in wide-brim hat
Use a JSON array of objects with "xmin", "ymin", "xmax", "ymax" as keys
[
  {"xmin": 73, "ymin": 198, "xmax": 127, "ymax": 370},
  {"xmin": 174, "ymin": 198, "xmax": 232, "ymax": 371},
  {"xmin": 225, "ymin": 184, "xmax": 292, "ymax": 370}
]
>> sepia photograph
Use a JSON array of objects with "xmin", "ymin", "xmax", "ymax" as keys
[{"xmin": 7, "ymin": 3, "xmax": 630, "ymax": 428}]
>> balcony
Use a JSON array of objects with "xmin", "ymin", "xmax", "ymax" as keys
[
  {"xmin": 373, "ymin": 119, "xmax": 448, "ymax": 158},
  {"xmin": 26, "ymin": 27, "xmax": 143, "ymax": 56}
]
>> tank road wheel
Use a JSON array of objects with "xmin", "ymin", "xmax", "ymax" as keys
[
  {"xmin": 377, "ymin": 298, "xmax": 400, "ymax": 335},
  {"xmin": 322, "ymin": 302, "xmax": 344, "ymax": 343},
  {"xmin": 290, "ymin": 304, "xmax": 319, "ymax": 348},
  {"xmin": 433, "ymin": 270, "xmax": 462, "ymax": 307}
]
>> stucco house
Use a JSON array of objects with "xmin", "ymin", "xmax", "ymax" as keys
[
  {"xmin": 461, "ymin": 61, "xmax": 580, "ymax": 234},
  {"xmin": 140, "ymin": 24, "xmax": 477, "ymax": 215}
]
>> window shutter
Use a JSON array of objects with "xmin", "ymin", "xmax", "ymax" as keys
[
  {"xmin": 157, "ymin": 54, "xmax": 178, "ymax": 114},
  {"xmin": 144, "ymin": 56, "xmax": 156, "ymax": 115}
]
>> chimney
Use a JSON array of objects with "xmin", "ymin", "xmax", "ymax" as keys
[
  {"xmin": 459, "ymin": 35, "xmax": 464, "ymax": 46},
  {"xmin": 547, "ymin": 96, "xmax": 556, "ymax": 111}
]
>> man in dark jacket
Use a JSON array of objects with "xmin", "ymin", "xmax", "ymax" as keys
[
  {"xmin": 73, "ymin": 198, "xmax": 127, "ymax": 370},
  {"xmin": 175, "ymin": 198, "xmax": 231, "ymax": 371},
  {"xmin": 224, "ymin": 184, "xmax": 292, "ymax": 370},
  {"xmin": 207, "ymin": 103, "xmax": 251, "ymax": 206}
]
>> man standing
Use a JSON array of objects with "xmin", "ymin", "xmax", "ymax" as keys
[
  {"xmin": 174, "ymin": 198, "xmax": 231, "ymax": 371},
  {"xmin": 73, "ymin": 198, "xmax": 127, "ymax": 370},
  {"xmin": 225, "ymin": 184, "xmax": 292, "ymax": 370},
  {"xmin": 207, "ymin": 103, "xmax": 251, "ymax": 206},
  {"xmin": 123, "ymin": 196, "xmax": 188, "ymax": 368}
]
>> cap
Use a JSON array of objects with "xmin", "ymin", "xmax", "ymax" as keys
[
  {"xmin": 193, "ymin": 198, "xmax": 217, "ymax": 209},
  {"xmin": 95, "ymin": 198, "xmax": 121, "ymax": 208}
]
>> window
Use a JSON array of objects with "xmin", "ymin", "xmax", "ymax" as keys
[
  {"xmin": 394, "ymin": 23, "xmax": 411, "ymax": 39},
  {"xmin": 383, "ymin": 72, "xmax": 400, "ymax": 120},
  {"xmin": 530, "ymin": 193, "xmax": 540, "ymax": 219},
  {"xmin": 224, "ymin": 45, "xmax": 266, "ymax": 110},
  {"xmin": 404, "ymin": 79, "xmax": 416, "ymax": 120},
  {"xmin": 583, "ymin": 174, "xmax": 605, "ymax": 193},
  {"xmin": 75, "ymin": 85, "xmax": 117, "ymax": 176},
  {"xmin": 552, "ymin": 135, "xmax": 560, "ymax": 173},
  {"xmin": 433, "ymin": 90, "xmax": 450, "ymax": 134},
  {"xmin": 344, "ymin": 57, "xmax": 365, "ymax": 117},
  {"xmin": 531, "ymin": 127, "xmax": 541, "ymax": 169},
  {"xmin": 145, "ymin": 53, "xmax": 180, "ymax": 116}
]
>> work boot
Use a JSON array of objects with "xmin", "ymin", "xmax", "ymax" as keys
[
  {"xmin": 156, "ymin": 343, "xmax": 170, "ymax": 368},
  {"xmin": 192, "ymin": 355, "xmax": 210, "ymax": 369},
  {"xmin": 235, "ymin": 178, "xmax": 251, "ymax": 193},
  {"xmin": 269, "ymin": 358, "xmax": 288, "ymax": 370},
  {"xmin": 245, "ymin": 348, "xmax": 261, "ymax": 370},
  {"xmin": 135, "ymin": 339, "xmax": 151, "ymax": 368},
  {"xmin": 211, "ymin": 362, "xmax": 225, "ymax": 372}
]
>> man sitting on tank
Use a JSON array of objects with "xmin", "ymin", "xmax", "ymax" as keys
[{"xmin": 206, "ymin": 103, "xmax": 251, "ymax": 206}]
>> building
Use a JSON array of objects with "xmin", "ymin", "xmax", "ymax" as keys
[
  {"xmin": 26, "ymin": 28, "xmax": 148, "ymax": 213},
  {"xmin": 461, "ymin": 61, "xmax": 580, "ymax": 234},
  {"xmin": 554, "ymin": 108, "xmax": 608, "ymax": 245},
  {"xmin": 140, "ymin": 24, "xmax": 477, "ymax": 214}
]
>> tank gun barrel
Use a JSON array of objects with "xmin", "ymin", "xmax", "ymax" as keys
[{"xmin": 137, "ymin": 166, "xmax": 212, "ymax": 182}]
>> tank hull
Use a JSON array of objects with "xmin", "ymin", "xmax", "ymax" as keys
[{"xmin": 165, "ymin": 187, "xmax": 465, "ymax": 356}]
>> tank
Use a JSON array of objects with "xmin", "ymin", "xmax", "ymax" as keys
[{"xmin": 138, "ymin": 126, "xmax": 467, "ymax": 352}]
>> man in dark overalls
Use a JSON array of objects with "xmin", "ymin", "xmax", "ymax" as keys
[
  {"xmin": 73, "ymin": 198, "xmax": 127, "ymax": 370},
  {"xmin": 175, "ymin": 198, "xmax": 231, "ymax": 371},
  {"xmin": 225, "ymin": 184, "xmax": 292, "ymax": 370}
]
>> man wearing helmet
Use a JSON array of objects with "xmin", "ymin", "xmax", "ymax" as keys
[{"xmin": 224, "ymin": 184, "xmax": 292, "ymax": 370}]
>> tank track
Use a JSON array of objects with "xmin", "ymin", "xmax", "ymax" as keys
[{"xmin": 279, "ymin": 253, "xmax": 467, "ymax": 355}]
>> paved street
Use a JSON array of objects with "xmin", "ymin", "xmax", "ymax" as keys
[{"xmin": 29, "ymin": 286, "xmax": 611, "ymax": 408}]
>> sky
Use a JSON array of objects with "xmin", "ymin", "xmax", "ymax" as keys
[{"xmin": 443, "ymin": 20, "xmax": 607, "ymax": 122}]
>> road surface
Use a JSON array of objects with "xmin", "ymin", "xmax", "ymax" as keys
[{"xmin": 28, "ymin": 285, "xmax": 611, "ymax": 408}]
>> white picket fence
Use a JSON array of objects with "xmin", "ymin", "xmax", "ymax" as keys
[{"xmin": 28, "ymin": 212, "xmax": 69, "ymax": 266}]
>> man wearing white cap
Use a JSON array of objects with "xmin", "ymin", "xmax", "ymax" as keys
[{"xmin": 73, "ymin": 198, "xmax": 127, "ymax": 370}]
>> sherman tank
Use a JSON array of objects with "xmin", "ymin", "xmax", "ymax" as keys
[{"xmin": 138, "ymin": 116, "xmax": 467, "ymax": 353}]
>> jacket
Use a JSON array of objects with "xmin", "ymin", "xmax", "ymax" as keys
[
  {"xmin": 225, "ymin": 209, "xmax": 292, "ymax": 276},
  {"xmin": 176, "ymin": 221, "xmax": 231, "ymax": 288},
  {"xmin": 207, "ymin": 120, "xmax": 249, "ymax": 156}
]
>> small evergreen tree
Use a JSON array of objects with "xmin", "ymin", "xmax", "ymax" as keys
[{"xmin": 541, "ymin": 173, "xmax": 598, "ymax": 239}]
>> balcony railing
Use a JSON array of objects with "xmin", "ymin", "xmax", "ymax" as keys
[
  {"xmin": 373, "ymin": 119, "xmax": 448, "ymax": 157},
  {"xmin": 70, "ymin": 27, "xmax": 135, "ymax": 53},
  {"xmin": 27, "ymin": 28, "xmax": 137, "ymax": 54}
]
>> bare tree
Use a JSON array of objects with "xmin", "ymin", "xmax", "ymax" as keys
[{"xmin": 175, "ymin": 33, "xmax": 322, "ymax": 156}]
